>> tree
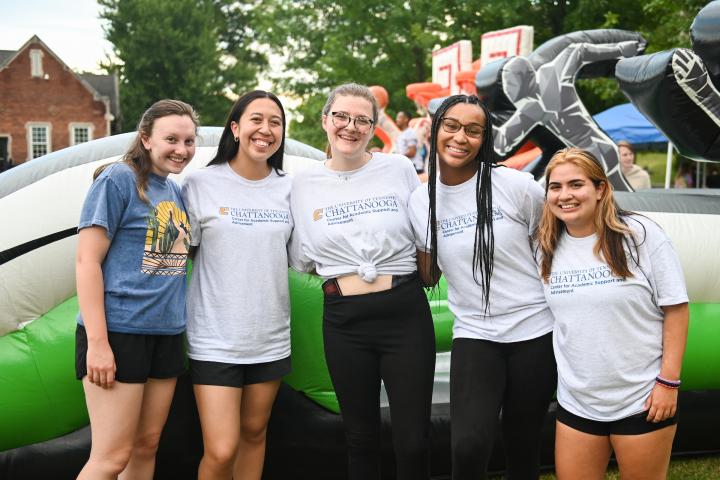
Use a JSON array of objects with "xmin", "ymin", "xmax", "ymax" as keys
[
  {"xmin": 99, "ymin": 0, "xmax": 267, "ymax": 129},
  {"xmin": 256, "ymin": 0, "xmax": 707, "ymax": 146}
]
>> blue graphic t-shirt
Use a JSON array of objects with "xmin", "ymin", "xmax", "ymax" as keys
[{"xmin": 77, "ymin": 162, "xmax": 190, "ymax": 334}]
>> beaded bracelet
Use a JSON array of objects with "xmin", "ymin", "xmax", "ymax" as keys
[{"xmin": 655, "ymin": 376, "xmax": 682, "ymax": 389}]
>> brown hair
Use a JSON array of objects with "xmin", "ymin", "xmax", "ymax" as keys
[
  {"xmin": 617, "ymin": 140, "xmax": 635, "ymax": 155},
  {"xmin": 535, "ymin": 148, "xmax": 637, "ymax": 282},
  {"xmin": 94, "ymin": 99, "xmax": 199, "ymax": 203}
]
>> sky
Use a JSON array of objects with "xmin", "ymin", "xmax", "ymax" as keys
[{"xmin": 1, "ymin": 0, "xmax": 112, "ymax": 73}]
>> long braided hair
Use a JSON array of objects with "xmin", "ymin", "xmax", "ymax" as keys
[{"xmin": 426, "ymin": 95, "xmax": 498, "ymax": 311}]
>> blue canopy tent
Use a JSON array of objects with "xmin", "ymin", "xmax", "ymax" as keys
[{"xmin": 593, "ymin": 103, "xmax": 668, "ymax": 147}]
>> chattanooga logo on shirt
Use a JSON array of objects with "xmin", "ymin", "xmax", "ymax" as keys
[
  {"xmin": 219, "ymin": 206, "xmax": 290, "ymax": 226},
  {"xmin": 438, "ymin": 207, "xmax": 504, "ymax": 238},
  {"xmin": 549, "ymin": 265, "xmax": 625, "ymax": 294},
  {"xmin": 314, "ymin": 194, "xmax": 399, "ymax": 225}
]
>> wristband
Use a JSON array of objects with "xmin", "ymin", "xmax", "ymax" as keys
[{"xmin": 655, "ymin": 376, "xmax": 681, "ymax": 389}]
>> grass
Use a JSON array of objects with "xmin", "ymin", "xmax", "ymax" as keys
[
  {"xmin": 528, "ymin": 455, "xmax": 720, "ymax": 479},
  {"xmin": 635, "ymin": 150, "xmax": 672, "ymax": 187}
]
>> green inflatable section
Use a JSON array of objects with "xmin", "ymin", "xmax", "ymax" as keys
[
  {"xmin": 0, "ymin": 296, "xmax": 87, "ymax": 451},
  {"xmin": 1, "ymin": 274, "xmax": 718, "ymax": 451}
]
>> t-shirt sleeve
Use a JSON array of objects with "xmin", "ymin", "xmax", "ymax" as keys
[
  {"xmin": 646, "ymin": 233, "xmax": 688, "ymax": 307},
  {"xmin": 408, "ymin": 186, "xmax": 431, "ymax": 252},
  {"xmin": 181, "ymin": 174, "xmax": 202, "ymax": 247},
  {"xmin": 401, "ymin": 160, "xmax": 421, "ymax": 204},
  {"xmin": 522, "ymin": 175, "xmax": 545, "ymax": 235},
  {"xmin": 287, "ymin": 229, "xmax": 315, "ymax": 273},
  {"xmin": 78, "ymin": 170, "xmax": 128, "ymax": 240}
]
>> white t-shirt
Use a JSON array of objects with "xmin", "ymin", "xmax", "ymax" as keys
[
  {"xmin": 409, "ymin": 166, "xmax": 554, "ymax": 342},
  {"xmin": 543, "ymin": 215, "xmax": 688, "ymax": 421},
  {"xmin": 290, "ymin": 152, "xmax": 420, "ymax": 281},
  {"xmin": 181, "ymin": 163, "xmax": 293, "ymax": 364},
  {"xmin": 395, "ymin": 128, "xmax": 424, "ymax": 172}
]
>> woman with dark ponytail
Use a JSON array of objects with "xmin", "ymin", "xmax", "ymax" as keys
[
  {"xmin": 409, "ymin": 94, "xmax": 556, "ymax": 479},
  {"xmin": 181, "ymin": 91, "xmax": 291, "ymax": 480}
]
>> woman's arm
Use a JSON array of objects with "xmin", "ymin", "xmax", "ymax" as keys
[
  {"xmin": 417, "ymin": 250, "xmax": 441, "ymax": 287},
  {"xmin": 645, "ymin": 302, "xmax": 689, "ymax": 422},
  {"xmin": 76, "ymin": 226, "xmax": 115, "ymax": 389}
]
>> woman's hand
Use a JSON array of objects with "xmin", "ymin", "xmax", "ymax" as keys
[
  {"xmin": 86, "ymin": 339, "xmax": 116, "ymax": 389},
  {"xmin": 644, "ymin": 383, "xmax": 678, "ymax": 422}
]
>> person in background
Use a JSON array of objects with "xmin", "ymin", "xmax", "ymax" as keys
[
  {"xmin": 674, "ymin": 162, "xmax": 695, "ymax": 188},
  {"xmin": 395, "ymin": 110, "xmax": 426, "ymax": 174},
  {"xmin": 536, "ymin": 147, "xmax": 688, "ymax": 480},
  {"xmin": 290, "ymin": 83, "xmax": 436, "ymax": 480},
  {"xmin": 75, "ymin": 99, "xmax": 198, "ymax": 480},
  {"xmin": 411, "ymin": 94, "xmax": 556, "ymax": 480},
  {"xmin": 618, "ymin": 140, "xmax": 651, "ymax": 190},
  {"xmin": 181, "ymin": 90, "xmax": 291, "ymax": 480}
]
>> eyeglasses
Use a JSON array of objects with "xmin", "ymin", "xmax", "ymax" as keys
[
  {"xmin": 440, "ymin": 118, "xmax": 486, "ymax": 138},
  {"xmin": 330, "ymin": 112, "xmax": 374, "ymax": 133}
]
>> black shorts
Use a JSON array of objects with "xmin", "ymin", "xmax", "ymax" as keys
[
  {"xmin": 189, "ymin": 357, "xmax": 291, "ymax": 388},
  {"xmin": 75, "ymin": 324, "xmax": 186, "ymax": 383},
  {"xmin": 556, "ymin": 404, "xmax": 678, "ymax": 436}
]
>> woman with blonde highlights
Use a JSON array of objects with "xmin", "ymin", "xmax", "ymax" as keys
[{"xmin": 536, "ymin": 147, "xmax": 689, "ymax": 480}]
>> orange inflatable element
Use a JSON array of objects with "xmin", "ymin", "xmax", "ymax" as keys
[
  {"xmin": 370, "ymin": 85, "xmax": 400, "ymax": 152},
  {"xmin": 456, "ymin": 59, "xmax": 482, "ymax": 95},
  {"xmin": 406, "ymin": 83, "xmax": 449, "ymax": 109}
]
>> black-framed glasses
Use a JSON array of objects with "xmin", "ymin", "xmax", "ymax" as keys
[
  {"xmin": 440, "ymin": 118, "xmax": 486, "ymax": 138},
  {"xmin": 330, "ymin": 111, "xmax": 374, "ymax": 132}
]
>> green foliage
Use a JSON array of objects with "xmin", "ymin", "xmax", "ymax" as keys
[
  {"xmin": 99, "ymin": 0, "xmax": 267, "ymax": 130},
  {"xmin": 254, "ymin": 0, "xmax": 708, "ymax": 147}
]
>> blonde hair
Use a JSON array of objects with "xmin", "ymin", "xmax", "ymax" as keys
[
  {"xmin": 535, "ymin": 148, "xmax": 636, "ymax": 282},
  {"xmin": 322, "ymin": 83, "xmax": 379, "ymax": 125}
]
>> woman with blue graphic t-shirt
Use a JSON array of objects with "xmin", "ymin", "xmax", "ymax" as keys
[
  {"xmin": 75, "ymin": 99, "xmax": 198, "ymax": 480},
  {"xmin": 181, "ymin": 91, "xmax": 291, "ymax": 480},
  {"xmin": 410, "ymin": 95, "xmax": 556, "ymax": 480},
  {"xmin": 290, "ymin": 83, "xmax": 436, "ymax": 480},
  {"xmin": 536, "ymin": 148, "xmax": 688, "ymax": 479}
]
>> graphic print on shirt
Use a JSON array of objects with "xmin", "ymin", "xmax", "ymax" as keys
[
  {"xmin": 549, "ymin": 265, "xmax": 625, "ymax": 295},
  {"xmin": 142, "ymin": 201, "xmax": 190, "ymax": 275},
  {"xmin": 219, "ymin": 206, "xmax": 290, "ymax": 226},
  {"xmin": 313, "ymin": 194, "xmax": 399, "ymax": 226},
  {"xmin": 438, "ymin": 206, "xmax": 504, "ymax": 238}
]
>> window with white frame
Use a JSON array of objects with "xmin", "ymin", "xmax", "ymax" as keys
[
  {"xmin": 27, "ymin": 124, "xmax": 51, "ymax": 159},
  {"xmin": 30, "ymin": 49, "xmax": 44, "ymax": 78},
  {"xmin": 70, "ymin": 123, "xmax": 93, "ymax": 145}
]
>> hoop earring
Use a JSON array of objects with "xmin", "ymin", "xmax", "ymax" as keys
[{"xmin": 234, "ymin": 136, "xmax": 239, "ymax": 143}]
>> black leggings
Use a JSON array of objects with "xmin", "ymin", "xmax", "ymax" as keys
[
  {"xmin": 450, "ymin": 333, "xmax": 556, "ymax": 480},
  {"xmin": 323, "ymin": 277, "xmax": 436, "ymax": 480}
]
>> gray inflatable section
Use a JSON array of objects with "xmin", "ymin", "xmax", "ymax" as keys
[
  {"xmin": 0, "ymin": 127, "xmax": 325, "ymax": 198},
  {"xmin": 475, "ymin": 29, "xmax": 648, "ymax": 192},
  {"xmin": 616, "ymin": 189, "xmax": 720, "ymax": 214}
]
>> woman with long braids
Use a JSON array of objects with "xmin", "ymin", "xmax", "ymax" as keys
[
  {"xmin": 537, "ymin": 148, "xmax": 688, "ymax": 479},
  {"xmin": 290, "ymin": 83, "xmax": 436, "ymax": 480},
  {"xmin": 75, "ymin": 99, "xmax": 198, "ymax": 479},
  {"xmin": 409, "ymin": 94, "xmax": 556, "ymax": 479},
  {"xmin": 181, "ymin": 91, "xmax": 291, "ymax": 480}
]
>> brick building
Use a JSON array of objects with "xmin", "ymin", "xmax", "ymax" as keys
[{"xmin": 0, "ymin": 35, "xmax": 120, "ymax": 170}]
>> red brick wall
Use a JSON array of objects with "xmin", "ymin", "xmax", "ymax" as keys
[{"xmin": 0, "ymin": 41, "xmax": 109, "ymax": 165}]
